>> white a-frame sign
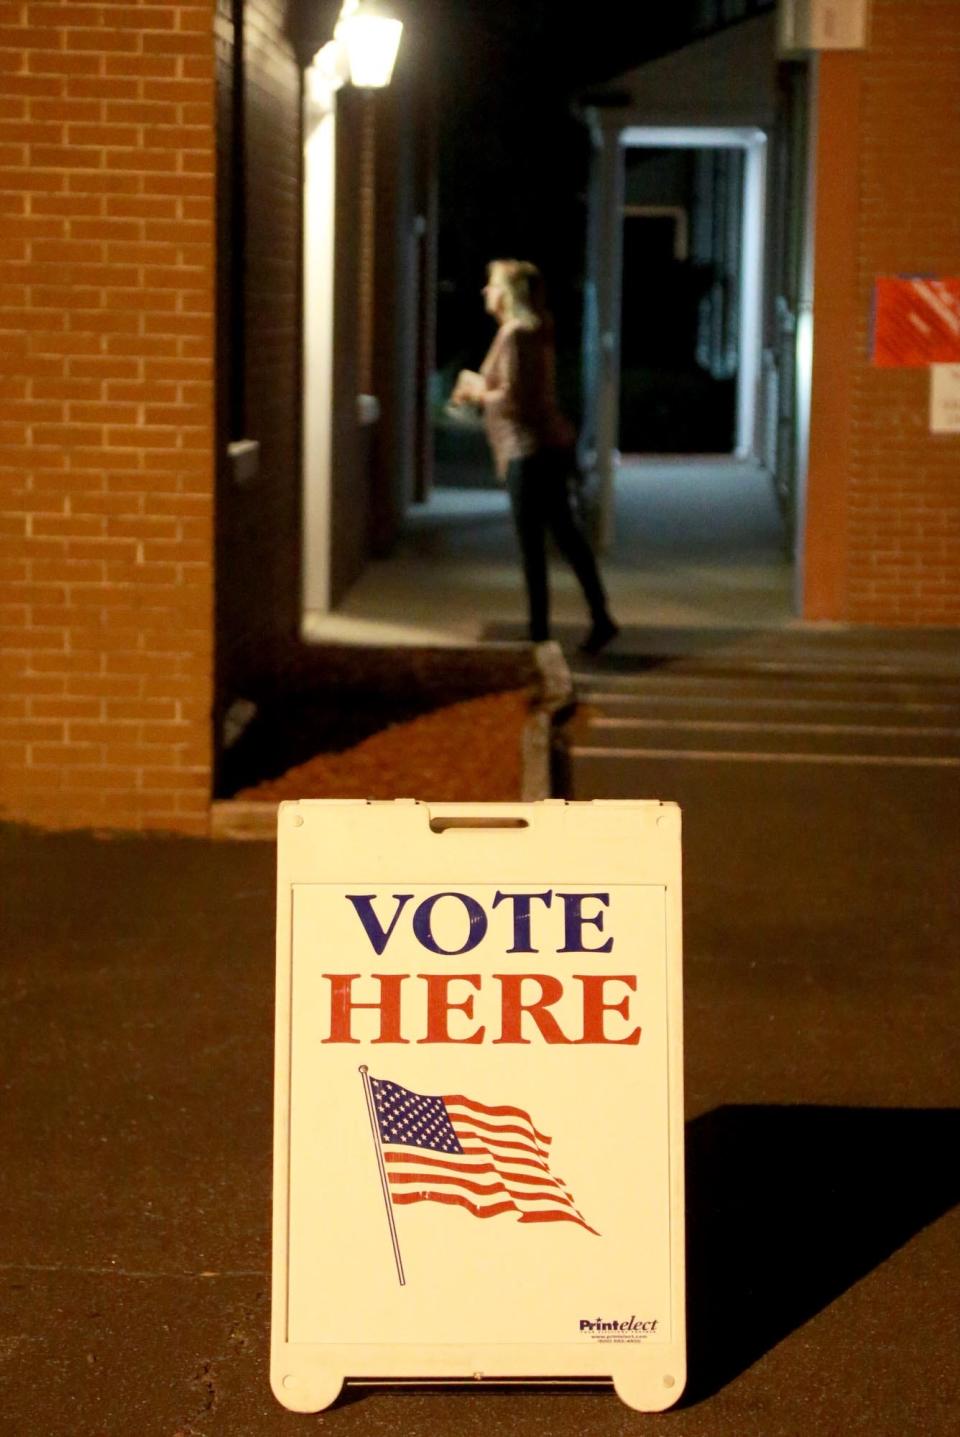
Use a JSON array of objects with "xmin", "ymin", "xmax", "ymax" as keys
[{"xmin": 271, "ymin": 799, "xmax": 685, "ymax": 1411}]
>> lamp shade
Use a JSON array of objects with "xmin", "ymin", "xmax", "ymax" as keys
[{"xmin": 335, "ymin": 1, "xmax": 403, "ymax": 89}]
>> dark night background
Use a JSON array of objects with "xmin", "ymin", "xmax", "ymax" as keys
[{"xmin": 428, "ymin": 0, "xmax": 716, "ymax": 395}]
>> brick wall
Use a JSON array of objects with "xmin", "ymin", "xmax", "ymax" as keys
[
  {"xmin": 0, "ymin": 2, "xmax": 216, "ymax": 832},
  {"xmin": 805, "ymin": 0, "xmax": 960, "ymax": 623},
  {"xmin": 848, "ymin": 0, "xmax": 960, "ymax": 623},
  {"xmin": 214, "ymin": 0, "xmax": 303, "ymax": 779}
]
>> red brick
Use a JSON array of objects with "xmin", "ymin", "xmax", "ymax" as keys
[
  {"xmin": 26, "ymin": 52, "xmax": 102, "ymax": 77},
  {"xmin": 4, "ymin": 3, "xmax": 228, "ymax": 832}
]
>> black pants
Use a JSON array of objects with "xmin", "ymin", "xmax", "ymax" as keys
[{"xmin": 506, "ymin": 449, "xmax": 610, "ymax": 643}]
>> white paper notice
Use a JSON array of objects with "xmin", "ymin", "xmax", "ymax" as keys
[{"xmin": 930, "ymin": 364, "xmax": 960, "ymax": 434}]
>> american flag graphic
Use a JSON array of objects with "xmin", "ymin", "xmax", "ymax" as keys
[{"xmin": 368, "ymin": 1077, "xmax": 598, "ymax": 1235}]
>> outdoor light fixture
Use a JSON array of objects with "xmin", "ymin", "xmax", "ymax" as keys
[{"xmin": 333, "ymin": 0, "xmax": 403, "ymax": 89}]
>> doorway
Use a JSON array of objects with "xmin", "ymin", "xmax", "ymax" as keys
[
  {"xmin": 619, "ymin": 167, "xmax": 737, "ymax": 454},
  {"xmin": 618, "ymin": 126, "xmax": 767, "ymax": 463}
]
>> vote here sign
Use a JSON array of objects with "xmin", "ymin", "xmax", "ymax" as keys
[{"xmin": 271, "ymin": 799, "xmax": 685, "ymax": 1412}]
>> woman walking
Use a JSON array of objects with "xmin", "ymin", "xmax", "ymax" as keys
[{"xmin": 451, "ymin": 259, "xmax": 618, "ymax": 653}]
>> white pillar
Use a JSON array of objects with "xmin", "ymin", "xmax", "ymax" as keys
[
  {"xmin": 736, "ymin": 136, "xmax": 767, "ymax": 458},
  {"xmin": 301, "ymin": 71, "xmax": 338, "ymax": 616},
  {"xmin": 594, "ymin": 126, "xmax": 625, "ymax": 550},
  {"xmin": 793, "ymin": 56, "xmax": 818, "ymax": 609}
]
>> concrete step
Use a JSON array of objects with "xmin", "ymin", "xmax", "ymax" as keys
[
  {"xmin": 565, "ymin": 746, "xmax": 960, "ymax": 801},
  {"xmin": 564, "ymin": 749, "xmax": 960, "ymax": 807},
  {"xmin": 574, "ymin": 691, "xmax": 960, "ymax": 727},
  {"xmin": 567, "ymin": 715, "xmax": 960, "ymax": 761},
  {"xmin": 568, "ymin": 630, "xmax": 960, "ymax": 680},
  {"xmin": 571, "ymin": 670, "xmax": 960, "ymax": 709}
]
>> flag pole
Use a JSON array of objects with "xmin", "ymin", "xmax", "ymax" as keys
[{"xmin": 359, "ymin": 1066, "xmax": 406, "ymax": 1287}]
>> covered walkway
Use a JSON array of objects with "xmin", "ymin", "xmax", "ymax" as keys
[{"xmin": 303, "ymin": 459, "xmax": 794, "ymax": 649}]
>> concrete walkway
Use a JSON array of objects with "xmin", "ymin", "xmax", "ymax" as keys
[
  {"xmin": 303, "ymin": 460, "xmax": 794, "ymax": 649},
  {"xmin": 3, "ymin": 624, "xmax": 958, "ymax": 1434}
]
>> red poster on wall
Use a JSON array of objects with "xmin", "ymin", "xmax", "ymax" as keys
[{"xmin": 873, "ymin": 276, "xmax": 960, "ymax": 367}]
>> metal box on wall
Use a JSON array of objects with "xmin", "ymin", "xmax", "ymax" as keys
[
  {"xmin": 777, "ymin": 0, "xmax": 870, "ymax": 55},
  {"xmin": 271, "ymin": 799, "xmax": 685, "ymax": 1411}
]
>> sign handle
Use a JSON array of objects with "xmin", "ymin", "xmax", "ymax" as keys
[{"xmin": 359, "ymin": 1066, "xmax": 406, "ymax": 1287}]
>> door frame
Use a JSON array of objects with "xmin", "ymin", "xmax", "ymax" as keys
[{"xmin": 591, "ymin": 124, "xmax": 768, "ymax": 546}]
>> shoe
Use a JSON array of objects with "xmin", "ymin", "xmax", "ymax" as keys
[{"xmin": 579, "ymin": 615, "xmax": 619, "ymax": 655}]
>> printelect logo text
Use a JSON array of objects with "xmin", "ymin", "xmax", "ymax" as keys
[{"xmin": 580, "ymin": 1317, "xmax": 658, "ymax": 1333}]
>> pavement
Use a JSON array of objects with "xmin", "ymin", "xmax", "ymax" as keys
[{"xmin": 2, "ymin": 630, "xmax": 959, "ymax": 1435}]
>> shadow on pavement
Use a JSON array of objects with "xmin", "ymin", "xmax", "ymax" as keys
[
  {"xmin": 683, "ymin": 1104, "xmax": 960, "ymax": 1404},
  {"xmin": 326, "ymin": 1105, "xmax": 960, "ymax": 1416}
]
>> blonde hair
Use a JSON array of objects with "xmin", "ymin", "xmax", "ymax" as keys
[{"xmin": 487, "ymin": 258, "xmax": 547, "ymax": 328}]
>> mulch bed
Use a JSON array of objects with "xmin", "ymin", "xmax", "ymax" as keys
[{"xmin": 233, "ymin": 689, "xmax": 531, "ymax": 803}]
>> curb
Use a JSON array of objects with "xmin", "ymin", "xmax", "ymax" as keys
[
  {"xmin": 210, "ymin": 799, "xmax": 277, "ymax": 840},
  {"xmin": 521, "ymin": 640, "xmax": 573, "ymax": 801}
]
